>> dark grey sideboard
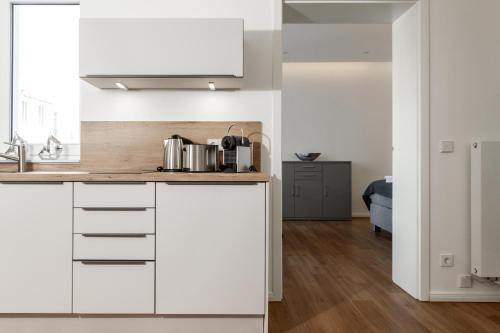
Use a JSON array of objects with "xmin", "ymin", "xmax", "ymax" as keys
[{"xmin": 283, "ymin": 161, "xmax": 352, "ymax": 220}]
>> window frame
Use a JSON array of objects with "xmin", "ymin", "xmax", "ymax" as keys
[{"xmin": 7, "ymin": 1, "xmax": 80, "ymax": 162}]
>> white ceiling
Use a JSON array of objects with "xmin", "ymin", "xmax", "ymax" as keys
[
  {"xmin": 283, "ymin": 2, "xmax": 416, "ymax": 24},
  {"xmin": 283, "ymin": 24, "xmax": 392, "ymax": 62}
]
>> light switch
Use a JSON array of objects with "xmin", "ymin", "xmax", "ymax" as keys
[{"xmin": 440, "ymin": 140, "xmax": 454, "ymax": 153}]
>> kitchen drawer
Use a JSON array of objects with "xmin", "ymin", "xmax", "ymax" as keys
[
  {"xmin": 294, "ymin": 163, "xmax": 322, "ymax": 173},
  {"xmin": 74, "ymin": 208, "xmax": 155, "ymax": 234},
  {"xmin": 73, "ymin": 261, "xmax": 154, "ymax": 314},
  {"xmin": 295, "ymin": 172, "xmax": 322, "ymax": 180},
  {"xmin": 74, "ymin": 182, "xmax": 155, "ymax": 208},
  {"xmin": 73, "ymin": 234, "xmax": 155, "ymax": 260}
]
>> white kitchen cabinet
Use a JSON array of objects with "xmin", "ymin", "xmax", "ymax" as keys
[
  {"xmin": 0, "ymin": 182, "xmax": 73, "ymax": 313},
  {"xmin": 73, "ymin": 234, "xmax": 155, "ymax": 261},
  {"xmin": 74, "ymin": 208, "xmax": 155, "ymax": 234},
  {"xmin": 156, "ymin": 182, "xmax": 266, "ymax": 315},
  {"xmin": 73, "ymin": 261, "xmax": 155, "ymax": 314},
  {"xmin": 72, "ymin": 182, "xmax": 156, "ymax": 314},
  {"xmin": 74, "ymin": 182, "xmax": 155, "ymax": 208}
]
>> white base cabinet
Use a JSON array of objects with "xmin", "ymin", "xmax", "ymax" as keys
[
  {"xmin": 73, "ymin": 234, "xmax": 155, "ymax": 261},
  {"xmin": 156, "ymin": 182, "xmax": 266, "ymax": 315},
  {"xmin": 74, "ymin": 208, "xmax": 155, "ymax": 234},
  {"xmin": 0, "ymin": 180, "xmax": 267, "ymax": 332},
  {"xmin": 0, "ymin": 182, "xmax": 73, "ymax": 313},
  {"xmin": 73, "ymin": 261, "xmax": 155, "ymax": 314},
  {"xmin": 72, "ymin": 182, "xmax": 156, "ymax": 314},
  {"xmin": 74, "ymin": 182, "xmax": 155, "ymax": 208}
]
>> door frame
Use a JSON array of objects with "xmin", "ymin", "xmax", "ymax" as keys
[
  {"xmin": 279, "ymin": 0, "xmax": 431, "ymax": 301},
  {"xmin": 415, "ymin": 0, "xmax": 430, "ymax": 302}
]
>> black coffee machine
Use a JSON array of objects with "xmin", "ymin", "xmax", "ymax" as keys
[{"xmin": 220, "ymin": 124, "xmax": 256, "ymax": 173}]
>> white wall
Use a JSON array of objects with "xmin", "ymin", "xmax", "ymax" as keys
[
  {"xmin": 78, "ymin": 0, "xmax": 276, "ymax": 173},
  {"xmin": 429, "ymin": 0, "xmax": 500, "ymax": 299},
  {"xmin": 283, "ymin": 24, "xmax": 392, "ymax": 62},
  {"xmin": 282, "ymin": 62, "xmax": 392, "ymax": 215}
]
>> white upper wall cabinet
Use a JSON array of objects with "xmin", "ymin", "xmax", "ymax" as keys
[{"xmin": 80, "ymin": 18, "xmax": 244, "ymax": 90}]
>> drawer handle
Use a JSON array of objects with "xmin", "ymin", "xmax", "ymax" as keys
[
  {"xmin": 0, "ymin": 182, "xmax": 64, "ymax": 185},
  {"xmin": 80, "ymin": 260, "xmax": 147, "ymax": 265},
  {"xmin": 82, "ymin": 182, "xmax": 147, "ymax": 185},
  {"xmin": 164, "ymin": 182, "xmax": 258, "ymax": 185},
  {"xmin": 81, "ymin": 208, "xmax": 148, "ymax": 212},
  {"xmin": 301, "ymin": 166, "xmax": 316, "ymax": 169},
  {"xmin": 81, "ymin": 233, "xmax": 148, "ymax": 238}
]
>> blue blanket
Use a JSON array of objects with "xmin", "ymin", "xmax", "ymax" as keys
[{"xmin": 362, "ymin": 180, "xmax": 392, "ymax": 210}]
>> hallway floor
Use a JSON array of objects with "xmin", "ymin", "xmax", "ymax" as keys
[{"xmin": 269, "ymin": 219, "xmax": 500, "ymax": 333}]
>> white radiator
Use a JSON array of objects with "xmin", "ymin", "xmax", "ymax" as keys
[{"xmin": 471, "ymin": 141, "xmax": 500, "ymax": 277}]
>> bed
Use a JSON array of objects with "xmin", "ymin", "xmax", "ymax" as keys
[{"xmin": 362, "ymin": 180, "xmax": 392, "ymax": 233}]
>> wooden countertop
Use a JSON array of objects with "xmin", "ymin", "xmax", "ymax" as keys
[{"xmin": 0, "ymin": 171, "xmax": 270, "ymax": 183}]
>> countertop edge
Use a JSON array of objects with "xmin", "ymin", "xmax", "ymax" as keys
[{"xmin": 0, "ymin": 172, "xmax": 271, "ymax": 183}]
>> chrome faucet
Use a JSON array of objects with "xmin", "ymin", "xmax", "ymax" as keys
[
  {"xmin": 39, "ymin": 134, "xmax": 63, "ymax": 160},
  {"xmin": 0, "ymin": 142, "xmax": 27, "ymax": 173}
]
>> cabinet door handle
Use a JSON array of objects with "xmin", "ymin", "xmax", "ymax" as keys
[
  {"xmin": 81, "ymin": 233, "xmax": 148, "ymax": 238},
  {"xmin": 80, "ymin": 260, "xmax": 147, "ymax": 265},
  {"xmin": 0, "ymin": 182, "xmax": 64, "ymax": 185},
  {"xmin": 81, "ymin": 208, "xmax": 148, "ymax": 212},
  {"xmin": 292, "ymin": 185, "xmax": 295, "ymax": 197},
  {"xmin": 164, "ymin": 182, "xmax": 258, "ymax": 186},
  {"xmin": 82, "ymin": 182, "xmax": 147, "ymax": 185},
  {"xmin": 324, "ymin": 185, "xmax": 329, "ymax": 197},
  {"xmin": 295, "ymin": 185, "xmax": 301, "ymax": 197}
]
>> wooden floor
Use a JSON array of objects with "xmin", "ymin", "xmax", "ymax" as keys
[{"xmin": 269, "ymin": 218, "xmax": 500, "ymax": 333}]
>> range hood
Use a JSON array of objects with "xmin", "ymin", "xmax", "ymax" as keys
[{"xmin": 80, "ymin": 18, "xmax": 244, "ymax": 90}]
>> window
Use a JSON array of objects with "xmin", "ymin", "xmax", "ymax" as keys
[{"xmin": 11, "ymin": 4, "xmax": 80, "ymax": 145}]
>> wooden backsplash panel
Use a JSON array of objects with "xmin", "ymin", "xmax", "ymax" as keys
[{"xmin": 80, "ymin": 121, "xmax": 262, "ymax": 172}]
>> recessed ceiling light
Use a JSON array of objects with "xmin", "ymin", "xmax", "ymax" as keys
[{"xmin": 115, "ymin": 82, "xmax": 129, "ymax": 90}]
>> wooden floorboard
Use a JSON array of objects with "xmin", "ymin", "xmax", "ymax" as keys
[{"xmin": 269, "ymin": 218, "xmax": 500, "ymax": 333}]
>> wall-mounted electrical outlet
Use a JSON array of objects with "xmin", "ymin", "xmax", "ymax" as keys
[
  {"xmin": 440, "ymin": 254, "xmax": 454, "ymax": 267},
  {"xmin": 207, "ymin": 138, "xmax": 223, "ymax": 151},
  {"xmin": 457, "ymin": 274, "xmax": 473, "ymax": 288}
]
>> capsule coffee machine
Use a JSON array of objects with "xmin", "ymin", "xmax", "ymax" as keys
[{"xmin": 221, "ymin": 124, "xmax": 253, "ymax": 173}]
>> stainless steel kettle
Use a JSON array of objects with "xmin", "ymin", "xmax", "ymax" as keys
[{"xmin": 163, "ymin": 136, "xmax": 184, "ymax": 171}]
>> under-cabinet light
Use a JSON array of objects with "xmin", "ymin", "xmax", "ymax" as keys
[
  {"xmin": 115, "ymin": 82, "xmax": 129, "ymax": 90},
  {"xmin": 208, "ymin": 82, "xmax": 216, "ymax": 91}
]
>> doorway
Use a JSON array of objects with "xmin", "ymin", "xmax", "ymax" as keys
[{"xmin": 279, "ymin": 0, "xmax": 430, "ymax": 301}]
